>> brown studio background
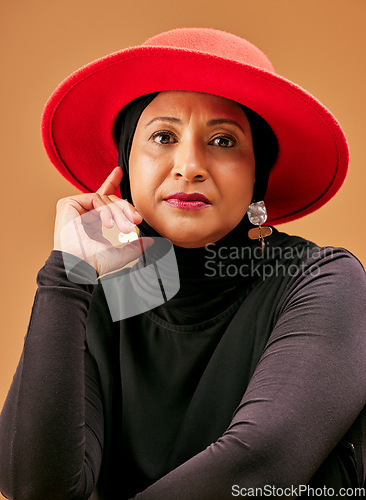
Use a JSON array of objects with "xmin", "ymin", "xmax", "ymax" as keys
[{"xmin": 1, "ymin": 2, "xmax": 365, "ymax": 493}]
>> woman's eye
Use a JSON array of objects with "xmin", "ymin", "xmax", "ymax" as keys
[
  {"xmin": 151, "ymin": 132, "xmax": 177, "ymax": 145},
  {"xmin": 209, "ymin": 135, "xmax": 236, "ymax": 148}
]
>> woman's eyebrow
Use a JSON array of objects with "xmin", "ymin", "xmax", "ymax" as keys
[
  {"xmin": 207, "ymin": 118, "xmax": 245, "ymax": 134},
  {"xmin": 144, "ymin": 116, "xmax": 245, "ymax": 134},
  {"xmin": 145, "ymin": 116, "xmax": 181, "ymax": 127}
]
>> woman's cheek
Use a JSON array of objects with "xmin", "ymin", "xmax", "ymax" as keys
[{"xmin": 132, "ymin": 186, "xmax": 157, "ymax": 223}]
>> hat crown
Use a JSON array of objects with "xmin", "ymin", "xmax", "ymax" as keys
[{"xmin": 142, "ymin": 27, "xmax": 275, "ymax": 73}]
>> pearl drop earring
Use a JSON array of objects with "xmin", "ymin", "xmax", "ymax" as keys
[{"xmin": 247, "ymin": 201, "xmax": 272, "ymax": 252}]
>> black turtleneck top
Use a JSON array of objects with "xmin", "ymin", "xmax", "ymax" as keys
[{"xmin": 0, "ymin": 229, "xmax": 365, "ymax": 500}]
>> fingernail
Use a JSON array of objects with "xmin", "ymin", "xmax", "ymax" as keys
[{"xmin": 127, "ymin": 220, "xmax": 135, "ymax": 230}]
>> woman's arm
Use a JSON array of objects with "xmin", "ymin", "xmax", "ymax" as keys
[
  {"xmin": 0, "ymin": 168, "xmax": 151, "ymax": 500},
  {"xmin": 131, "ymin": 249, "xmax": 366, "ymax": 499},
  {"xmin": 0, "ymin": 251, "xmax": 103, "ymax": 500}
]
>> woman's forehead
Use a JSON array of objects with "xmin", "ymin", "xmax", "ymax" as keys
[{"xmin": 139, "ymin": 90, "xmax": 249, "ymax": 125}]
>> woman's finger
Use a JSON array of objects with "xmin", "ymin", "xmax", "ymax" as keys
[
  {"xmin": 96, "ymin": 168, "xmax": 143, "ymax": 227},
  {"xmin": 90, "ymin": 194, "xmax": 140, "ymax": 233},
  {"xmin": 91, "ymin": 194, "xmax": 114, "ymax": 228},
  {"xmin": 103, "ymin": 198, "xmax": 135, "ymax": 233},
  {"xmin": 100, "ymin": 196, "xmax": 142, "ymax": 232},
  {"xmin": 97, "ymin": 166, "xmax": 123, "ymax": 196}
]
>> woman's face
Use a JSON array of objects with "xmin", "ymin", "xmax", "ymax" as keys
[{"xmin": 129, "ymin": 91, "xmax": 255, "ymax": 248}]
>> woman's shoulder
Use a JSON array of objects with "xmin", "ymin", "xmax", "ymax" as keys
[
  {"xmin": 271, "ymin": 228, "xmax": 365, "ymax": 274},
  {"xmin": 270, "ymin": 230, "xmax": 365, "ymax": 318}
]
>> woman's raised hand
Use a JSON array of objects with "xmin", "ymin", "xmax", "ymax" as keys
[{"xmin": 53, "ymin": 167, "xmax": 152, "ymax": 276}]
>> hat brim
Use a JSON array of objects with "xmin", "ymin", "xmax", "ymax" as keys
[{"xmin": 41, "ymin": 45, "xmax": 349, "ymax": 225}]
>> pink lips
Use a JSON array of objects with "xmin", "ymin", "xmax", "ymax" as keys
[{"xmin": 164, "ymin": 192, "xmax": 211, "ymax": 210}]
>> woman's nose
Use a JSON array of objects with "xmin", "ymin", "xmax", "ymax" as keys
[{"xmin": 172, "ymin": 139, "xmax": 208, "ymax": 181}]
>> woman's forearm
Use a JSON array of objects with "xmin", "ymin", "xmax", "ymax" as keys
[
  {"xmin": 132, "ymin": 250, "xmax": 366, "ymax": 499},
  {"xmin": 0, "ymin": 251, "xmax": 101, "ymax": 500}
]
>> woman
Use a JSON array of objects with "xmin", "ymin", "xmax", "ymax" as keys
[{"xmin": 0, "ymin": 28, "xmax": 365, "ymax": 499}]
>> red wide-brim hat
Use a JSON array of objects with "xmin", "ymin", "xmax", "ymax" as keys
[{"xmin": 41, "ymin": 27, "xmax": 349, "ymax": 225}]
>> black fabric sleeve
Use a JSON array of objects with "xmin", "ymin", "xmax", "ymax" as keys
[
  {"xmin": 0, "ymin": 251, "xmax": 103, "ymax": 500},
  {"xmin": 131, "ymin": 249, "xmax": 366, "ymax": 499}
]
